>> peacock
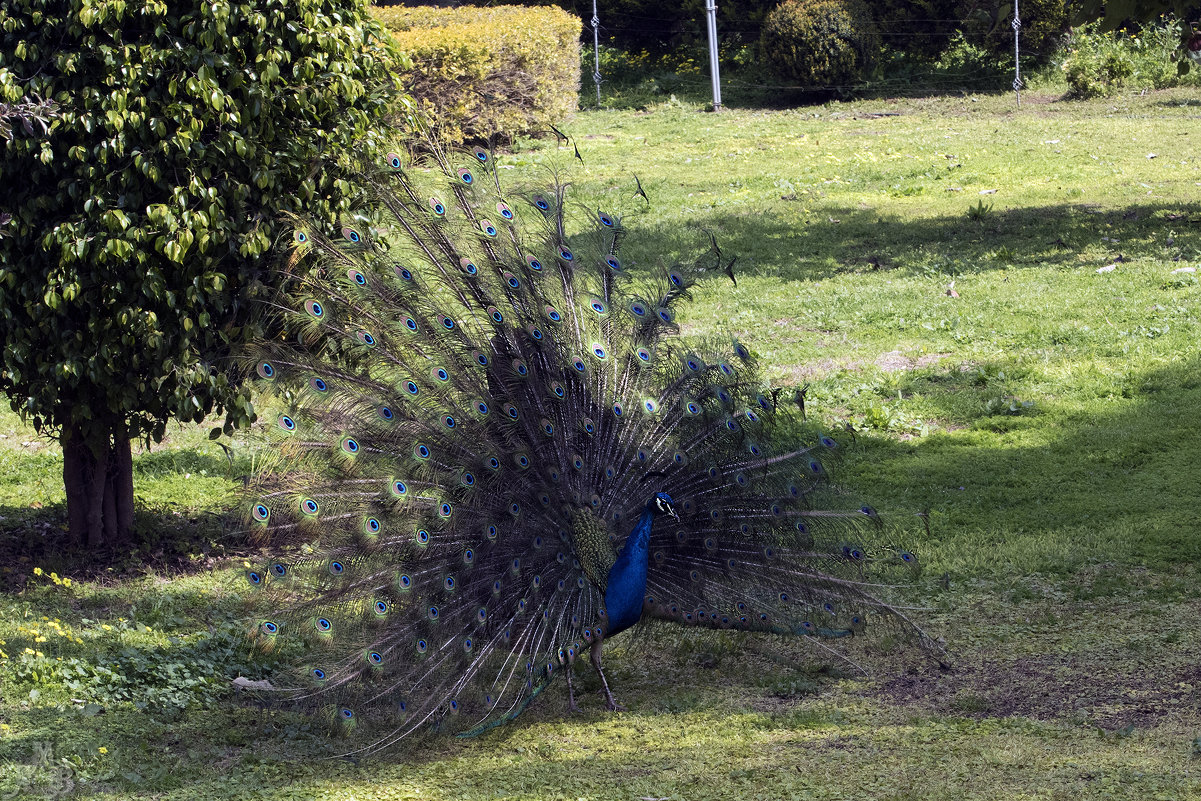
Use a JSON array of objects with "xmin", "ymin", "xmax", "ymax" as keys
[{"xmin": 241, "ymin": 132, "xmax": 943, "ymax": 754}]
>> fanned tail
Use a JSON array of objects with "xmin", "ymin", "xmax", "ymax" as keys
[{"xmin": 238, "ymin": 131, "xmax": 943, "ymax": 755}]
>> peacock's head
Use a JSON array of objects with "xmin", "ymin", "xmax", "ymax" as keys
[{"xmin": 650, "ymin": 492, "xmax": 679, "ymax": 520}]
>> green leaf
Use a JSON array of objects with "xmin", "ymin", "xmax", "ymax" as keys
[{"xmin": 0, "ymin": 0, "xmax": 404, "ymax": 493}]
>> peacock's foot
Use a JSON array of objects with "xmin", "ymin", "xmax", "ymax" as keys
[{"xmin": 598, "ymin": 689, "xmax": 625, "ymax": 711}]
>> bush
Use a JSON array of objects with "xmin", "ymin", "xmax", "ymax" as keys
[
  {"xmin": 0, "ymin": 0, "xmax": 401, "ymax": 546},
  {"xmin": 760, "ymin": 0, "xmax": 881, "ymax": 88},
  {"xmin": 1060, "ymin": 18, "xmax": 1199, "ymax": 97},
  {"xmin": 857, "ymin": 33, "xmax": 1013, "ymax": 95},
  {"xmin": 1063, "ymin": 32, "xmax": 1136, "ymax": 96},
  {"xmin": 1119, "ymin": 16, "xmax": 1198, "ymax": 88},
  {"xmin": 372, "ymin": 5, "xmax": 580, "ymax": 143},
  {"xmin": 935, "ymin": 32, "xmax": 1011, "ymax": 81}
]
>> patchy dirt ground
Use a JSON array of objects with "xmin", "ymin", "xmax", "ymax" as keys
[
  {"xmin": 877, "ymin": 652, "xmax": 1201, "ymax": 730},
  {"xmin": 868, "ymin": 574, "xmax": 1201, "ymax": 732},
  {"xmin": 875, "ymin": 349, "xmax": 953, "ymax": 372}
]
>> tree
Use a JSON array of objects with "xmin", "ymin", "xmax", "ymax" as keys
[{"xmin": 0, "ymin": 0, "xmax": 403, "ymax": 547}]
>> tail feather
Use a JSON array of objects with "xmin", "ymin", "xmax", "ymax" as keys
[{"xmin": 239, "ymin": 133, "xmax": 943, "ymax": 754}]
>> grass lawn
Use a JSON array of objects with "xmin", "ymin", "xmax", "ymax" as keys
[{"xmin": 2, "ymin": 87, "xmax": 1201, "ymax": 800}]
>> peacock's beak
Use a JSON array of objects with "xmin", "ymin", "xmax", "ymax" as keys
[{"xmin": 667, "ymin": 505, "xmax": 679, "ymax": 520}]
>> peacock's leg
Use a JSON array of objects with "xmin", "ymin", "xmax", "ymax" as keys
[
  {"xmin": 590, "ymin": 638, "xmax": 625, "ymax": 712},
  {"xmin": 564, "ymin": 663, "xmax": 580, "ymax": 713}
]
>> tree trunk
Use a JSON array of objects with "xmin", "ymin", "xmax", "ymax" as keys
[
  {"xmin": 61, "ymin": 420, "xmax": 135, "ymax": 547},
  {"xmin": 113, "ymin": 430, "xmax": 134, "ymax": 535},
  {"xmin": 62, "ymin": 426, "xmax": 90, "ymax": 541}
]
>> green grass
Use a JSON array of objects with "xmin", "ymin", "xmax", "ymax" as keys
[
  {"xmin": 3, "ymin": 88, "xmax": 1201, "ymax": 799},
  {"xmin": 524, "ymin": 87, "xmax": 1201, "ymax": 578}
]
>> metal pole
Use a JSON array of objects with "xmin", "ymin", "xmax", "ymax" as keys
[
  {"xmin": 591, "ymin": 0, "xmax": 602, "ymax": 106},
  {"xmin": 705, "ymin": 0, "xmax": 722, "ymax": 111},
  {"xmin": 1012, "ymin": 0, "xmax": 1022, "ymax": 106}
]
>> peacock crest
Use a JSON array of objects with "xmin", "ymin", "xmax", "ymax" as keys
[{"xmin": 240, "ymin": 133, "xmax": 942, "ymax": 753}]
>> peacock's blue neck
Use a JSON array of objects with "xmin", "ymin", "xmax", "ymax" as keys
[{"xmin": 602, "ymin": 504, "xmax": 655, "ymax": 637}]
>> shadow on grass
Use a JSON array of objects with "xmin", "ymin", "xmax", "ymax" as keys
[
  {"xmin": 0, "ymin": 630, "xmax": 847, "ymax": 797},
  {"xmin": 1155, "ymin": 97, "xmax": 1201, "ymax": 108},
  {"xmin": 834, "ymin": 354, "xmax": 1201, "ymax": 575},
  {"xmin": 0, "ymin": 441, "xmax": 255, "ymax": 583},
  {"xmin": 0, "ymin": 500, "xmax": 246, "ymax": 590},
  {"xmin": 614, "ymin": 200, "xmax": 1201, "ymax": 284}
]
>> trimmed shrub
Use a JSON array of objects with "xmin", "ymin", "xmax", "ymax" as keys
[
  {"xmin": 372, "ymin": 5, "xmax": 580, "ymax": 143},
  {"xmin": 761, "ymin": 0, "xmax": 881, "ymax": 88}
]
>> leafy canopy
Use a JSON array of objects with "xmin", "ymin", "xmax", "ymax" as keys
[{"xmin": 0, "ymin": 0, "xmax": 403, "ymax": 446}]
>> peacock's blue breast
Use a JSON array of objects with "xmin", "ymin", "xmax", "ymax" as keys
[{"xmin": 603, "ymin": 552, "xmax": 648, "ymax": 636}]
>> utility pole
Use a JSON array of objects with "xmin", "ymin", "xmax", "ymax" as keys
[
  {"xmin": 591, "ymin": 0, "xmax": 602, "ymax": 106},
  {"xmin": 1012, "ymin": 0, "xmax": 1022, "ymax": 106},
  {"xmin": 704, "ymin": 0, "xmax": 722, "ymax": 111}
]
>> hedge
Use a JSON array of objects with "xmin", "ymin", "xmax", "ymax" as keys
[{"xmin": 372, "ymin": 5, "xmax": 581, "ymax": 143}]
